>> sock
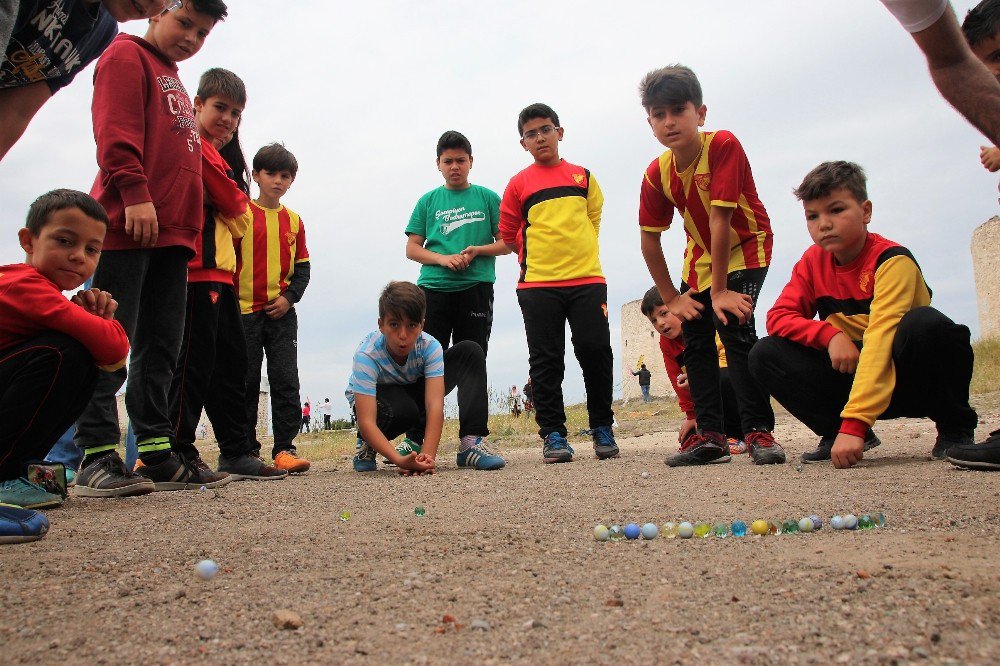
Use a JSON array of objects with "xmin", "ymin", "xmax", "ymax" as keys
[
  {"xmin": 81, "ymin": 444, "xmax": 117, "ymax": 469},
  {"xmin": 459, "ymin": 435, "xmax": 480, "ymax": 452},
  {"xmin": 137, "ymin": 437, "xmax": 172, "ymax": 465}
]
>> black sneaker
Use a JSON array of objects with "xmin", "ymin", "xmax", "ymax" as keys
[
  {"xmin": 665, "ymin": 431, "xmax": 730, "ymax": 467},
  {"xmin": 74, "ymin": 452, "xmax": 155, "ymax": 498},
  {"xmin": 946, "ymin": 429, "xmax": 1000, "ymax": 470},
  {"xmin": 138, "ymin": 452, "xmax": 231, "ymax": 491},
  {"xmin": 801, "ymin": 429, "xmax": 881, "ymax": 464},
  {"xmin": 591, "ymin": 426, "xmax": 620, "ymax": 460},
  {"xmin": 932, "ymin": 430, "xmax": 975, "ymax": 460},
  {"xmin": 746, "ymin": 430, "xmax": 787, "ymax": 465},
  {"xmin": 218, "ymin": 454, "xmax": 288, "ymax": 481}
]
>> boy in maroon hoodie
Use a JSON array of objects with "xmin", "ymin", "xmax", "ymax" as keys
[{"xmin": 74, "ymin": 1, "xmax": 232, "ymax": 497}]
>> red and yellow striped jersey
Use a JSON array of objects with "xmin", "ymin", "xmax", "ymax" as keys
[
  {"xmin": 234, "ymin": 201, "xmax": 310, "ymax": 314},
  {"xmin": 639, "ymin": 130, "xmax": 772, "ymax": 292}
]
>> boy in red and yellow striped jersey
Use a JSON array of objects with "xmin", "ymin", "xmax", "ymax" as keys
[
  {"xmin": 637, "ymin": 64, "xmax": 784, "ymax": 467},
  {"xmin": 234, "ymin": 143, "xmax": 311, "ymax": 473},
  {"xmin": 749, "ymin": 161, "xmax": 978, "ymax": 469}
]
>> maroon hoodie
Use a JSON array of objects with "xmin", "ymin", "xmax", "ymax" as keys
[{"xmin": 89, "ymin": 33, "xmax": 203, "ymax": 254}]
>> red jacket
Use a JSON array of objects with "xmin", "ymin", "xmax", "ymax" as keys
[
  {"xmin": 659, "ymin": 334, "xmax": 695, "ymax": 418},
  {"xmin": 89, "ymin": 34, "xmax": 203, "ymax": 254},
  {"xmin": 0, "ymin": 264, "xmax": 129, "ymax": 369}
]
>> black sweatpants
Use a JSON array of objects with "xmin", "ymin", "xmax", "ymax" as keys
[
  {"xmin": 168, "ymin": 282, "xmax": 253, "ymax": 461},
  {"xmin": 517, "ymin": 283, "xmax": 614, "ymax": 438},
  {"xmin": 719, "ymin": 368, "xmax": 743, "ymax": 441},
  {"xmin": 421, "ymin": 282, "xmax": 494, "ymax": 357},
  {"xmin": 681, "ymin": 268, "xmax": 773, "ymax": 435},
  {"xmin": 74, "ymin": 247, "xmax": 189, "ymax": 450},
  {"xmin": 370, "ymin": 341, "xmax": 489, "ymax": 442},
  {"xmin": 0, "ymin": 334, "xmax": 97, "ymax": 481},
  {"xmin": 748, "ymin": 307, "xmax": 978, "ymax": 437},
  {"xmin": 243, "ymin": 308, "xmax": 301, "ymax": 458}
]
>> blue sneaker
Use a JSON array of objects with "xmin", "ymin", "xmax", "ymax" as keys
[
  {"xmin": 456, "ymin": 436, "xmax": 506, "ymax": 470},
  {"xmin": 353, "ymin": 438, "xmax": 377, "ymax": 472},
  {"xmin": 591, "ymin": 426, "xmax": 620, "ymax": 460},
  {"xmin": 0, "ymin": 478, "xmax": 63, "ymax": 509},
  {"xmin": 0, "ymin": 504, "xmax": 49, "ymax": 544},
  {"xmin": 542, "ymin": 432, "xmax": 574, "ymax": 464}
]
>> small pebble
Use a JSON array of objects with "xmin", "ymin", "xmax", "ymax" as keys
[
  {"xmin": 470, "ymin": 619, "xmax": 490, "ymax": 631},
  {"xmin": 271, "ymin": 610, "xmax": 303, "ymax": 630}
]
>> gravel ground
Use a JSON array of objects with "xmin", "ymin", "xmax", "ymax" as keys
[{"xmin": 2, "ymin": 404, "xmax": 999, "ymax": 665}]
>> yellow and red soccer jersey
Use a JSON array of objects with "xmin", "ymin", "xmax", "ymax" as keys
[
  {"xmin": 766, "ymin": 232, "xmax": 932, "ymax": 436},
  {"xmin": 499, "ymin": 159, "xmax": 605, "ymax": 289},
  {"xmin": 638, "ymin": 130, "xmax": 772, "ymax": 292},
  {"xmin": 234, "ymin": 201, "xmax": 310, "ymax": 314}
]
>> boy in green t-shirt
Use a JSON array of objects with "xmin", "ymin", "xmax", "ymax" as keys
[{"xmin": 404, "ymin": 130, "xmax": 510, "ymax": 358}]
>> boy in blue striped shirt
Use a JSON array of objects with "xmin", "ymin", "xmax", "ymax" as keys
[{"xmin": 346, "ymin": 281, "xmax": 504, "ymax": 474}]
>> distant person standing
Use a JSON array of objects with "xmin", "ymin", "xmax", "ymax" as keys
[
  {"xmin": 300, "ymin": 402, "xmax": 310, "ymax": 433},
  {"xmin": 631, "ymin": 363, "xmax": 652, "ymax": 403},
  {"xmin": 319, "ymin": 398, "xmax": 333, "ymax": 430}
]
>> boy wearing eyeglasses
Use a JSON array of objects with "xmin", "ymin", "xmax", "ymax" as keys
[{"xmin": 498, "ymin": 102, "xmax": 617, "ymax": 465}]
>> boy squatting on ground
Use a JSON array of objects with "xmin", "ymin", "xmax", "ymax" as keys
[
  {"xmin": 347, "ymin": 281, "xmax": 504, "ymax": 474},
  {"xmin": 748, "ymin": 161, "xmax": 978, "ymax": 469},
  {"xmin": 962, "ymin": 0, "xmax": 1000, "ymax": 173},
  {"xmin": 640, "ymin": 287, "xmax": 749, "ymax": 457},
  {"xmin": 498, "ymin": 103, "xmax": 618, "ymax": 465},
  {"xmin": 72, "ymin": 0, "xmax": 231, "ymax": 498},
  {"xmin": 166, "ymin": 67, "xmax": 287, "ymax": 483},
  {"xmin": 0, "ymin": 0, "xmax": 175, "ymax": 161},
  {"xmin": 636, "ymin": 64, "xmax": 784, "ymax": 467},
  {"xmin": 0, "ymin": 190, "xmax": 130, "ymax": 510},
  {"xmin": 234, "ymin": 143, "xmax": 312, "ymax": 474}
]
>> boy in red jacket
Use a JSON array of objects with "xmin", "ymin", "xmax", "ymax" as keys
[
  {"xmin": 1, "ymin": 190, "xmax": 132, "ymax": 508},
  {"xmin": 749, "ymin": 161, "xmax": 977, "ymax": 469},
  {"xmin": 74, "ymin": 1, "xmax": 232, "ymax": 497}
]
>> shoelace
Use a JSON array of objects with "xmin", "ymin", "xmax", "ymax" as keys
[
  {"xmin": 678, "ymin": 432, "xmax": 708, "ymax": 452},
  {"xmin": 593, "ymin": 428, "xmax": 615, "ymax": 445},
  {"xmin": 546, "ymin": 437, "xmax": 570, "ymax": 450},
  {"xmin": 745, "ymin": 431, "xmax": 776, "ymax": 448}
]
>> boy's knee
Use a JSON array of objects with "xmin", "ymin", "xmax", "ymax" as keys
[
  {"xmin": 447, "ymin": 340, "xmax": 486, "ymax": 365},
  {"xmin": 897, "ymin": 307, "xmax": 969, "ymax": 348},
  {"xmin": 748, "ymin": 336, "xmax": 782, "ymax": 376}
]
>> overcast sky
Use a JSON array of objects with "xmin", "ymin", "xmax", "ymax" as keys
[{"xmin": 2, "ymin": 1, "xmax": 997, "ymax": 419}]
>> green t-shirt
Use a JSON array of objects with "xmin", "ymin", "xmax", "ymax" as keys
[{"xmin": 405, "ymin": 184, "xmax": 502, "ymax": 291}]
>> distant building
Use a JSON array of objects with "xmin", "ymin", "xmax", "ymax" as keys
[
  {"xmin": 973, "ymin": 216, "xmax": 999, "ymax": 340},
  {"xmin": 620, "ymin": 299, "xmax": 675, "ymax": 402}
]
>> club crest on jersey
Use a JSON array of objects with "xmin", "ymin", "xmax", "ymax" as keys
[
  {"xmin": 209, "ymin": 291, "xmax": 219, "ymax": 304},
  {"xmin": 859, "ymin": 270, "xmax": 874, "ymax": 295},
  {"xmin": 572, "ymin": 173, "xmax": 585, "ymax": 185},
  {"xmin": 694, "ymin": 173, "xmax": 711, "ymax": 191},
  {"xmin": 285, "ymin": 232, "xmax": 296, "ymax": 246}
]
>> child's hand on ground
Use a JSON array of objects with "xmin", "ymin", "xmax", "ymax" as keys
[
  {"xmin": 831, "ymin": 433, "xmax": 864, "ymax": 469},
  {"xmin": 667, "ymin": 292, "xmax": 704, "ymax": 321},
  {"xmin": 678, "ymin": 418, "xmax": 697, "ymax": 443},
  {"xmin": 71, "ymin": 288, "xmax": 118, "ymax": 320},
  {"xmin": 827, "ymin": 332, "xmax": 860, "ymax": 374},
  {"xmin": 980, "ymin": 146, "xmax": 1000, "ymax": 172},
  {"xmin": 677, "ymin": 373, "xmax": 688, "ymax": 387},
  {"xmin": 710, "ymin": 289, "xmax": 753, "ymax": 325},
  {"xmin": 438, "ymin": 253, "xmax": 470, "ymax": 272},
  {"xmin": 264, "ymin": 295, "xmax": 291, "ymax": 319},
  {"xmin": 397, "ymin": 452, "xmax": 436, "ymax": 476},
  {"xmin": 124, "ymin": 201, "xmax": 159, "ymax": 247}
]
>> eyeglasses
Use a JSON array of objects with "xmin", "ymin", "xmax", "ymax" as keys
[
  {"xmin": 522, "ymin": 125, "xmax": 559, "ymax": 141},
  {"xmin": 165, "ymin": 0, "xmax": 182, "ymax": 11}
]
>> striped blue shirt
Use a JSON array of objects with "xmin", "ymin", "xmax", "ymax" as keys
[{"xmin": 345, "ymin": 331, "xmax": 444, "ymax": 407}]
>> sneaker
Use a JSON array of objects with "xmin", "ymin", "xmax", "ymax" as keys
[
  {"xmin": 274, "ymin": 450, "xmax": 311, "ymax": 473},
  {"xmin": 217, "ymin": 454, "xmax": 288, "ymax": 481},
  {"xmin": 0, "ymin": 504, "xmax": 49, "ymax": 544},
  {"xmin": 66, "ymin": 469, "xmax": 77, "ymax": 488},
  {"xmin": 746, "ymin": 430, "xmax": 787, "ymax": 465},
  {"xmin": 395, "ymin": 438, "xmax": 422, "ymax": 458},
  {"xmin": 542, "ymin": 432, "xmax": 574, "ymax": 464},
  {"xmin": 801, "ymin": 430, "xmax": 881, "ymax": 464},
  {"xmin": 354, "ymin": 438, "xmax": 377, "ymax": 472},
  {"xmin": 932, "ymin": 430, "xmax": 975, "ymax": 460},
  {"xmin": 946, "ymin": 429, "xmax": 1000, "ymax": 470},
  {"xmin": 666, "ymin": 431, "xmax": 730, "ymax": 467},
  {"xmin": 727, "ymin": 438, "xmax": 747, "ymax": 455},
  {"xmin": 591, "ymin": 426, "xmax": 620, "ymax": 460},
  {"xmin": 137, "ymin": 452, "xmax": 231, "ymax": 491},
  {"xmin": 74, "ymin": 452, "xmax": 155, "ymax": 498},
  {"xmin": 456, "ymin": 436, "xmax": 505, "ymax": 470},
  {"xmin": 0, "ymin": 478, "xmax": 63, "ymax": 509}
]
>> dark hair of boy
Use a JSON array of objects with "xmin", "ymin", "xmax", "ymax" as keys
[
  {"xmin": 963, "ymin": 0, "xmax": 1000, "ymax": 46},
  {"xmin": 640, "ymin": 285, "xmax": 666, "ymax": 317},
  {"xmin": 436, "ymin": 130, "xmax": 472, "ymax": 158},
  {"xmin": 516, "ymin": 102, "xmax": 560, "ymax": 136},
  {"xmin": 184, "ymin": 0, "xmax": 229, "ymax": 22},
  {"xmin": 26, "ymin": 189, "xmax": 109, "ymax": 235},
  {"xmin": 253, "ymin": 142, "xmax": 298, "ymax": 178},
  {"xmin": 196, "ymin": 67, "xmax": 246, "ymax": 107},
  {"xmin": 792, "ymin": 161, "xmax": 868, "ymax": 203},
  {"xmin": 219, "ymin": 127, "xmax": 250, "ymax": 195},
  {"xmin": 638, "ymin": 64, "xmax": 703, "ymax": 110},
  {"xmin": 378, "ymin": 281, "xmax": 426, "ymax": 323}
]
